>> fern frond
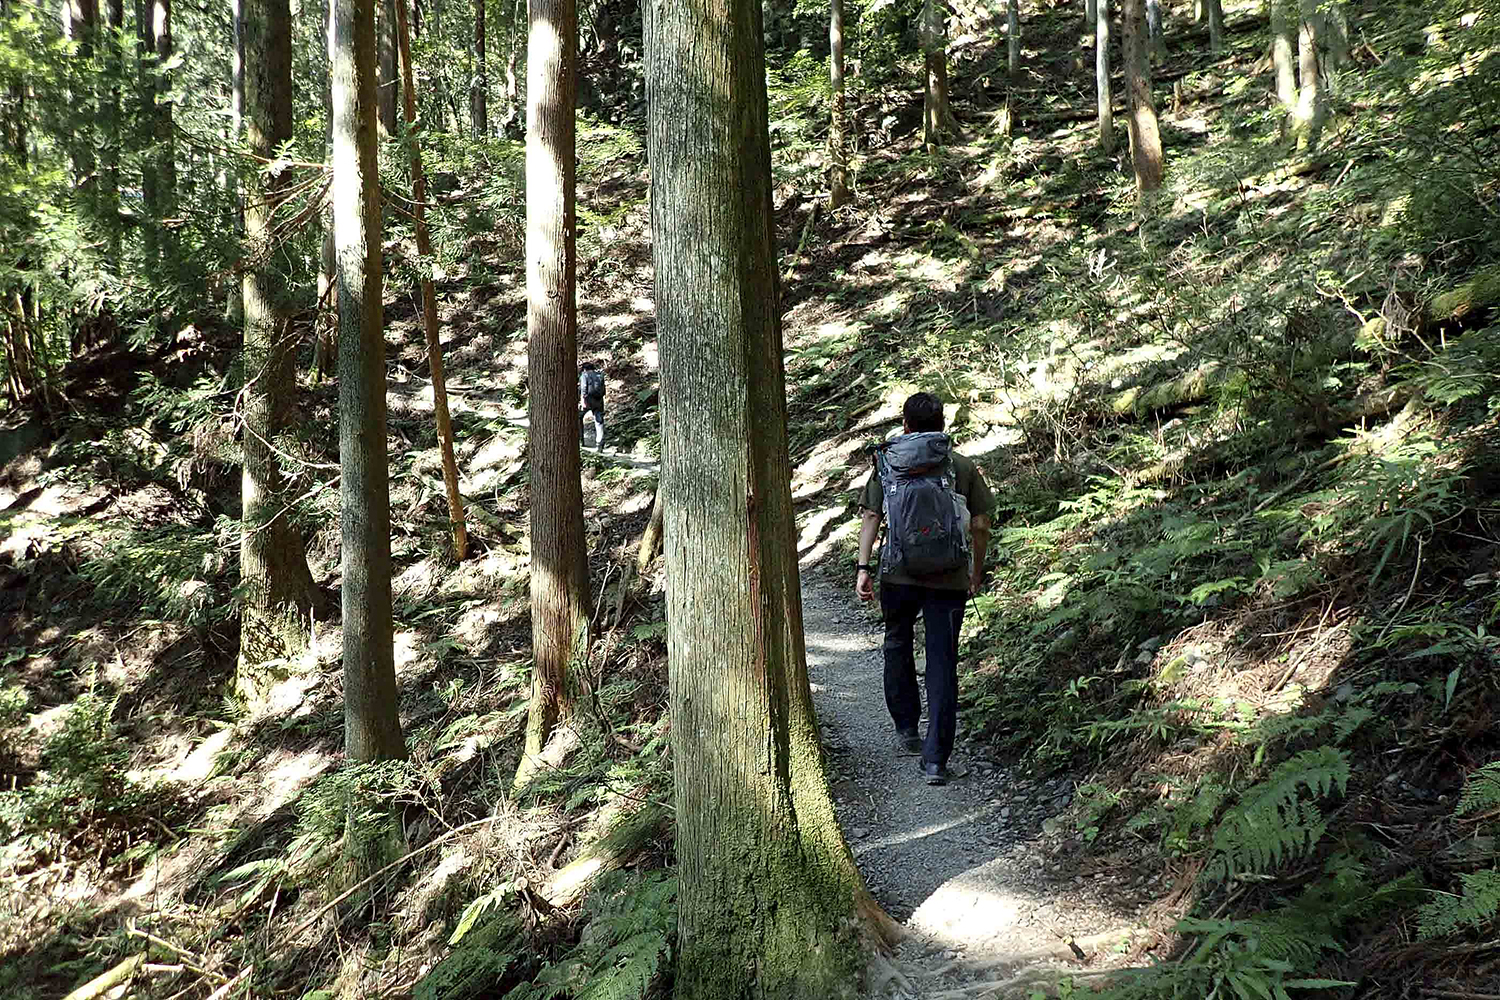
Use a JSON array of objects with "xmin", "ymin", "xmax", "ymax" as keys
[
  {"xmin": 1459, "ymin": 762, "xmax": 1500, "ymax": 817},
  {"xmin": 1419, "ymin": 868, "xmax": 1500, "ymax": 940},
  {"xmin": 1207, "ymin": 747, "xmax": 1349, "ymax": 882}
]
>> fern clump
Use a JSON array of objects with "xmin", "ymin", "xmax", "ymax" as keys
[
  {"xmin": 1419, "ymin": 869, "xmax": 1500, "ymax": 940},
  {"xmin": 507, "ymin": 871, "xmax": 676, "ymax": 1000},
  {"xmin": 1206, "ymin": 747, "xmax": 1349, "ymax": 883}
]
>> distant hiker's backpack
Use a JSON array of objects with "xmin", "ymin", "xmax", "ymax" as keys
[
  {"xmin": 873, "ymin": 432, "xmax": 971, "ymax": 579},
  {"xmin": 580, "ymin": 368, "xmax": 605, "ymax": 404}
]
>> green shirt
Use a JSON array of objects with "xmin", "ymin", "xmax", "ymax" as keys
[{"xmin": 860, "ymin": 447, "xmax": 995, "ymax": 591}]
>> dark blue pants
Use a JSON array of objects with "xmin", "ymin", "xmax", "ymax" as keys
[{"xmin": 880, "ymin": 580, "xmax": 966, "ymax": 768}]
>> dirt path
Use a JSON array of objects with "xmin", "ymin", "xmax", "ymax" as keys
[{"xmin": 801, "ymin": 578, "xmax": 1146, "ymax": 998}]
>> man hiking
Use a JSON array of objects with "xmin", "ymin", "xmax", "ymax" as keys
[
  {"xmin": 855, "ymin": 392, "xmax": 994, "ymax": 785},
  {"xmin": 578, "ymin": 361, "xmax": 606, "ymax": 452}
]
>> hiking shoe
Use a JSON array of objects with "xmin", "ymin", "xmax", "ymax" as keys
[
  {"xmin": 920, "ymin": 760, "xmax": 949, "ymax": 786},
  {"xmin": 895, "ymin": 728, "xmax": 922, "ymax": 755}
]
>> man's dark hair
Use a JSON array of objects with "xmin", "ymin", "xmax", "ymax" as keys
[
  {"xmin": 580, "ymin": 361, "xmax": 598, "ymax": 371},
  {"xmin": 903, "ymin": 392, "xmax": 944, "ymax": 432}
]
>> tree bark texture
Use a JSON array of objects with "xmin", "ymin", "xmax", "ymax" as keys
[
  {"xmin": 827, "ymin": 0, "xmax": 849, "ymax": 209},
  {"xmin": 1271, "ymin": 0, "xmax": 1296, "ymax": 110},
  {"xmin": 1086, "ymin": 0, "xmax": 1096, "ymax": 36},
  {"xmin": 333, "ymin": 0, "xmax": 406, "ymax": 762},
  {"xmin": 1123, "ymin": 0, "xmax": 1162, "ymax": 194},
  {"xmin": 395, "ymin": 0, "xmax": 469, "ymax": 562},
  {"xmin": 519, "ymin": 0, "xmax": 589, "ymax": 787},
  {"xmin": 1096, "ymin": 0, "xmax": 1113, "ymax": 153},
  {"xmin": 104, "ymin": 0, "xmax": 123, "ymax": 262},
  {"xmin": 240, "ymin": 0, "xmax": 318, "ymax": 692},
  {"xmin": 471, "ymin": 0, "xmax": 487, "ymax": 134},
  {"xmin": 921, "ymin": 0, "xmax": 954, "ymax": 145},
  {"xmin": 1291, "ymin": 0, "xmax": 1323, "ymax": 152},
  {"xmin": 379, "ymin": 0, "xmax": 399, "ymax": 134},
  {"xmin": 1145, "ymin": 0, "xmax": 1163, "ymax": 60},
  {"xmin": 316, "ymin": 0, "xmax": 338, "ymax": 379},
  {"xmin": 1205, "ymin": 0, "xmax": 1223, "ymax": 51},
  {"xmin": 151, "ymin": 0, "xmax": 176, "ymax": 254},
  {"xmin": 1007, "ymin": 0, "xmax": 1020, "ymax": 79},
  {"xmin": 643, "ymin": 0, "xmax": 877, "ymax": 990},
  {"xmin": 227, "ymin": 0, "xmax": 246, "ymax": 323}
]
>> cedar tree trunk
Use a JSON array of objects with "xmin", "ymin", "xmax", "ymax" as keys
[
  {"xmin": 828, "ymin": 0, "xmax": 849, "ymax": 208},
  {"xmin": 333, "ymin": 0, "xmax": 405, "ymax": 762},
  {"xmin": 644, "ymin": 0, "xmax": 899, "ymax": 990},
  {"xmin": 1291, "ymin": 0, "xmax": 1323, "ymax": 152},
  {"xmin": 1096, "ymin": 0, "xmax": 1113, "ymax": 153},
  {"xmin": 1122, "ymin": 0, "xmax": 1162, "ymax": 194},
  {"xmin": 518, "ymin": 0, "xmax": 589, "ymax": 788},
  {"xmin": 471, "ymin": 0, "xmax": 487, "ymax": 134},
  {"xmin": 921, "ymin": 0, "xmax": 954, "ymax": 144},
  {"xmin": 239, "ymin": 0, "xmax": 319, "ymax": 695}
]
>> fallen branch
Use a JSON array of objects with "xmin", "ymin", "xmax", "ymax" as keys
[{"xmin": 62, "ymin": 954, "xmax": 146, "ymax": 1000}]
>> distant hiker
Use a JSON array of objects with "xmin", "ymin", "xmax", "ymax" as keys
[
  {"xmin": 579, "ymin": 361, "xmax": 606, "ymax": 451},
  {"xmin": 855, "ymin": 391, "xmax": 994, "ymax": 786}
]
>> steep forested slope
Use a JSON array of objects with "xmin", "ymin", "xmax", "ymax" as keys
[{"xmin": 1, "ymin": 0, "xmax": 1499, "ymax": 996}]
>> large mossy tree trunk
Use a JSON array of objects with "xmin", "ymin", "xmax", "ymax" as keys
[
  {"xmin": 827, "ymin": 0, "xmax": 849, "ymax": 209},
  {"xmin": 517, "ymin": 0, "xmax": 589, "ymax": 790},
  {"xmin": 333, "ymin": 0, "xmax": 405, "ymax": 763},
  {"xmin": 1095, "ymin": 0, "xmax": 1113, "ymax": 153},
  {"xmin": 1122, "ymin": 0, "xmax": 1162, "ymax": 196},
  {"xmin": 644, "ymin": 0, "xmax": 893, "ymax": 989},
  {"xmin": 239, "ymin": 0, "xmax": 318, "ymax": 697}
]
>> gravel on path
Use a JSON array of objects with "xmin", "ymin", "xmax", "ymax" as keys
[{"xmin": 800, "ymin": 578, "xmax": 1151, "ymax": 998}]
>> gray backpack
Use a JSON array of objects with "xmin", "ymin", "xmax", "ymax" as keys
[{"xmin": 873, "ymin": 432, "xmax": 971, "ymax": 579}]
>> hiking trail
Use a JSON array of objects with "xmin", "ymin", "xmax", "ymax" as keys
[{"xmin": 801, "ymin": 577, "xmax": 1153, "ymax": 998}]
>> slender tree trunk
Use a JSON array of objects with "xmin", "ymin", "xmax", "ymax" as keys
[
  {"xmin": 1086, "ymin": 0, "xmax": 1096, "ymax": 36},
  {"xmin": 104, "ymin": 0, "xmax": 123, "ymax": 263},
  {"xmin": 1323, "ymin": 2, "xmax": 1349, "ymax": 69},
  {"xmin": 378, "ymin": 0, "xmax": 398, "ymax": 135},
  {"xmin": 470, "ymin": 0, "xmax": 486, "ymax": 134},
  {"xmin": 502, "ymin": 0, "xmax": 520, "ymax": 130},
  {"xmin": 517, "ymin": 0, "xmax": 588, "ymax": 789},
  {"xmin": 152, "ymin": 0, "xmax": 175, "ymax": 250},
  {"xmin": 1206, "ymin": 0, "xmax": 1223, "ymax": 52},
  {"xmin": 1007, "ymin": 0, "xmax": 1020, "ymax": 79},
  {"xmin": 1096, "ymin": 0, "xmax": 1113, "ymax": 153},
  {"xmin": 226, "ymin": 0, "xmax": 245, "ymax": 323},
  {"xmin": 827, "ymin": 0, "xmax": 849, "ymax": 209},
  {"xmin": 333, "ymin": 0, "xmax": 405, "ymax": 763},
  {"xmin": 66, "ymin": 0, "xmax": 98, "ymax": 204},
  {"xmin": 644, "ymin": 0, "xmax": 898, "ymax": 990},
  {"xmin": 137, "ymin": 0, "xmax": 158, "ymax": 269},
  {"xmin": 1291, "ymin": 0, "xmax": 1323, "ymax": 152},
  {"xmin": 1271, "ymin": 0, "xmax": 1296, "ymax": 113},
  {"xmin": 315, "ymin": 0, "xmax": 338, "ymax": 380},
  {"xmin": 395, "ymin": 0, "xmax": 469, "ymax": 562},
  {"xmin": 1123, "ymin": 0, "xmax": 1162, "ymax": 194},
  {"xmin": 1145, "ymin": 0, "xmax": 1163, "ymax": 61},
  {"xmin": 921, "ymin": 0, "xmax": 954, "ymax": 145},
  {"xmin": 239, "ymin": 0, "xmax": 319, "ymax": 697}
]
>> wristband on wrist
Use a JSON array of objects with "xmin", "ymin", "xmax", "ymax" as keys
[{"xmin": 857, "ymin": 563, "xmax": 873, "ymax": 573}]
